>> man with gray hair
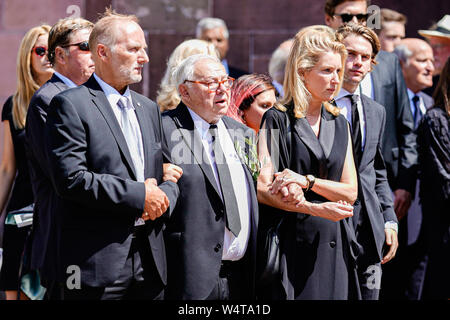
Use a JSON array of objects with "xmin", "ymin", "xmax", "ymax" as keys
[
  {"xmin": 196, "ymin": 17, "xmax": 247, "ymax": 79},
  {"xmin": 268, "ymin": 39, "xmax": 293, "ymax": 97},
  {"xmin": 25, "ymin": 17, "xmax": 95, "ymax": 295},
  {"xmin": 390, "ymin": 37, "xmax": 434, "ymax": 300},
  {"xmin": 161, "ymin": 54, "xmax": 258, "ymax": 300},
  {"xmin": 43, "ymin": 10, "xmax": 180, "ymax": 300}
]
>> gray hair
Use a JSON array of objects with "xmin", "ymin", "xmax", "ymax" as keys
[
  {"xmin": 195, "ymin": 17, "xmax": 229, "ymax": 39},
  {"xmin": 174, "ymin": 54, "xmax": 221, "ymax": 90},
  {"xmin": 269, "ymin": 45, "xmax": 290, "ymax": 84},
  {"xmin": 393, "ymin": 44, "xmax": 413, "ymax": 64}
]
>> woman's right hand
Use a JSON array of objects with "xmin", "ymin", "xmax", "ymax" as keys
[{"xmin": 309, "ymin": 201, "xmax": 353, "ymax": 222}]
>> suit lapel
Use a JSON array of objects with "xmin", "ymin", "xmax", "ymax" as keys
[
  {"xmin": 318, "ymin": 107, "xmax": 335, "ymax": 160},
  {"xmin": 359, "ymin": 95, "xmax": 375, "ymax": 169},
  {"xmin": 86, "ymin": 76, "xmax": 137, "ymax": 180},
  {"xmin": 172, "ymin": 104, "xmax": 222, "ymax": 198},
  {"xmin": 293, "ymin": 107, "xmax": 328, "ymax": 177}
]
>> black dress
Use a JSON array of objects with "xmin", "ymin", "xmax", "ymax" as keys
[
  {"xmin": 417, "ymin": 106, "xmax": 450, "ymax": 299},
  {"xmin": 258, "ymin": 106, "xmax": 358, "ymax": 300},
  {"xmin": 0, "ymin": 96, "xmax": 34, "ymax": 291}
]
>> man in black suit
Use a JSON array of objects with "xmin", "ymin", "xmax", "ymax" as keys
[
  {"xmin": 324, "ymin": 0, "xmax": 417, "ymax": 227},
  {"xmin": 44, "ymin": 10, "xmax": 179, "ymax": 300},
  {"xmin": 388, "ymin": 38, "xmax": 435, "ymax": 300},
  {"xmin": 335, "ymin": 23, "xmax": 398, "ymax": 300},
  {"xmin": 25, "ymin": 17, "xmax": 95, "ymax": 293},
  {"xmin": 196, "ymin": 17, "xmax": 247, "ymax": 79},
  {"xmin": 161, "ymin": 54, "xmax": 258, "ymax": 300}
]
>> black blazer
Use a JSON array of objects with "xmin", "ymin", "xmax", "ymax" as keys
[
  {"xmin": 161, "ymin": 103, "xmax": 259, "ymax": 300},
  {"xmin": 44, "ymin": 75, "xmax": 179, "ymax": 287},
  {"xmin": 371, "ymin": 51, "xmax": 418, "ymax": 194},
  {"xmin": 25, "ymin": 74, "xmax": 70, "ymax": 280},
  {"xmin": 355, "ymin": 95, "xmax": 397, "ymax": 261}
]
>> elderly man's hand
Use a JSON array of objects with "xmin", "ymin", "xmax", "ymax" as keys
[{"xmin": 143, "ymin": 178, "xmax": 169, "ymax": 221}]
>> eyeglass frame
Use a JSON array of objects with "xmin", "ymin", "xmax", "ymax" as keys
[
  {"xmin": 32, "ymin": 46, "xmax": 48, "ymax": 57},
  {"xmin": 334, "ymin": 13, "xmax": 370, "ymax": 23},
  {"xmin": 184, "ymin": 76, "xmax": 235, "ymax": 93},
  {"xmin": 60, "ymin": 41, "xmax": 90, "ymax": 51}
]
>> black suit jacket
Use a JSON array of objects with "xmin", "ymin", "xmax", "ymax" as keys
[
  {"xmin": 370, "ymin": 51, "xmax": 418, "ymax": 194},
  {"xmin": 25, "ymin": 74, "xmax": 70, "ymax": 280},
  {"xmin": 45, "ymin": 75, "xmax": 179, "ymax": 287},
  {"xmin": 161, "ymin": 103, "xmax": 259, "ymax": 300},
  {"xmin": 354, "ymin": 95, "xmax": 397, "ymax": 261}
]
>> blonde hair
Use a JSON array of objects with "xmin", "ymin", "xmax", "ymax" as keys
[
  {"xmin": 279, "ymin": 25, "xmax": 346, "ymax": 118},
  {"xmin": 12, "ymin": 24, "xmax": 51, "ymax": 129},
  {"xmin": 157, "ymin": 39, "xmax": 219, "ymax": 111}
]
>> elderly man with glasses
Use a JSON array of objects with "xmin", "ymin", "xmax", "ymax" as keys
[{"xmin": 161, "ymin": 54, "xmax": 259, "ymax": 300}]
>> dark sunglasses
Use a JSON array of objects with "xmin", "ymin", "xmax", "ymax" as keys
[
  {"xmin": 32, "ymin": 46, "xmax": 48, "ymax": 57},
  {"xmin": 61, "ymin": 41, "xmax": 90, "ymax": 51},
  {"xmin": 335, "ymin": 13, "xmax": 369, "ymax": 23}
]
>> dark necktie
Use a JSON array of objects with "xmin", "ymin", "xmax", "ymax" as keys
[
  {"xmin": 347, "ymin": 94, "xmax": 362, "ymax": 164},
  {"xmin": 209, "ymin": 124, "xmax": 241, "ymax": 237},
  {"xmin": 412, "ymin": 95, "xmax": 422, "ymax": 129}
]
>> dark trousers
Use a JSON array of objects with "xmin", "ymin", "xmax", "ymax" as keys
[
  {"xmin": 45, "ymin": 228, "xmax": 164, "ymax": 300},
  {"xmin": 206, "ymin": 260, "xmax": 246, "ymax": 300}
]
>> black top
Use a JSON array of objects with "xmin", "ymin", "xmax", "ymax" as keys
[
  {"xmin": 1, "ymin": 96, "xmax": 34, "ymax": 213},
  {"xmin": 260, "ymin": 106, "xmax": 357, "ymax": 300}
]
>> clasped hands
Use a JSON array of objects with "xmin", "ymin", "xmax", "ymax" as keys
[
  {"xmin": 141, "ymin": 163, "xmax": 183, "ymax": 221},
  {"xmin": 269, "ymin": 169, "xmax": 353, "ymax": 222}
]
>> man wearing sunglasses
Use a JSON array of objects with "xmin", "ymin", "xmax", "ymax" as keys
[
  {"xmin": 25, "ymin": 17, "xmax": 95, "ymax": 299},
  {"xmin": 161, "ymin": 54, "xmax": 259, "ymax": 300}
]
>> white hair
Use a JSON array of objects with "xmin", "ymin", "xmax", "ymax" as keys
[
  {"xmin": 269, "ymin": 47, "xmax": 290, "ymax": 84},
  {"xmin": 195, "ymin": 17, "xmax": 229, "ymax": 39},
  {"xmin": 393, "ymin": 44, "xmax": 413, "ymax": 64},
  {"xmin": 174, "ymin": 54, "xmax": 221, "ymax": 90}
]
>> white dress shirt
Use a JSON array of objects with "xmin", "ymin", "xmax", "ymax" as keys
[
  {"xmin": 335, "ymin": 88, "xmax": 366, "ymax": 149},
  {"xmin": 53, "ymin": 71, "xmax": 77, "ymax": 88},
  {"xmin": 187, "ymin": 107, "xmax": 251, "ymax": 261}
]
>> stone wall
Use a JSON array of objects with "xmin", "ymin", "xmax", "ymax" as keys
[{"xmin": 0, "ymin": 0, "xmax": 448, "ymax": 178}]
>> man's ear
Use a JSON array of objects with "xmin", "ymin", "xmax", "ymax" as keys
[
  {"xmin": 97, "ymin": 44, "xmax": 108, "ymax": 61},
  {"xmin": 54, "ymin": 47, "xmax": 67, "ymax": 65},
  {"xmin": 325, "ymin": 14, "xmax": 333, "ymax": 27},
  {"xmin": 178, "ymin": 84, "xmax": 190, "ymax": 100}
]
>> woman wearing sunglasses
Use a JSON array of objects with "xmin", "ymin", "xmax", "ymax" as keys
[{"xmin": 0, "ymin": 24, "xmax": 53, "ymax": 300}]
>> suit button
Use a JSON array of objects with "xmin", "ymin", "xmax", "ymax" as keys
[
  {"xmin": 214, "ymin": 243, "xmax": 222, "ymax": 252},
  {"xmin": 330, "ymin": 241, "xmax": 336, "ymax": 248}
]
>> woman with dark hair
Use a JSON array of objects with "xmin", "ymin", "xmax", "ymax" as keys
[
  {"xmin": 0, "ymin": 24, "xmax": 53, "ymax": 300},
  {"xmin": 228, "ymin": 73, "xmax": 278, "ymax": 133},
  {"xmin": 417, "ymin": 56, "xmax": 450, "ymax": 300}
]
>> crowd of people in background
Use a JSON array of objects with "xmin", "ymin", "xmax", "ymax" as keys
[{"xmin": 0, "ymin": 0, "xmax": 448, "ymax": 301}]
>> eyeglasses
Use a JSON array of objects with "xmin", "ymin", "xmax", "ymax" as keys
[
  {"xmin": 184, "ymin": 77, "xmax": 234, "ymax": 93},
  {"xmin": 335, "ymin": 13, "xmax": 369, "ymax": 23},
  {"xmin": 32, "ymin": 46, "xmax": 48, "ymax": 57},
  {"xmin": 61, "ymin": 41, "xmax": 90, "ymax": 51}
]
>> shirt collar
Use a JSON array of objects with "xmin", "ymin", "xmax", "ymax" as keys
[
  {"xmin": 186, "ymin": 106, "xmax": 223, "ymax": 139},
  {"xmin": 335, "ymin": 87, "xmax": 354, "ymax": 101},
  {"xmin": 407, "ymin": 88, "xmax": 420, "ymax": 101},
  {"xmin": 93, "ymin": 73, "xmax": 132, "ymax": 108},
  {"xmin": 221, "ymin": 59, "xmax": 230, "ymax": 75},
  {"xmin": 53, "ymin": 71, "xmax": 77, "ymax": 88}
]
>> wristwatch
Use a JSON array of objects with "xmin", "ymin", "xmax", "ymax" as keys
[{"xmin": 305, "ymin": 174, "xmax": 316, "ymax": 192}]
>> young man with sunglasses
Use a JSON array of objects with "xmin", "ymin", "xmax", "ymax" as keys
[{"xmin": 24, "ymin": 17, "xmax": 95, "ymax": 297}]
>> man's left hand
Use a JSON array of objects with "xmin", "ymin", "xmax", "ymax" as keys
[
  {"xmin": 381, "ymin": 228, "xmax": 398, "ymax": 264},
  {"xmin": 393, "ymin": 189, "xmax": 412, "ymax": 220}
]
